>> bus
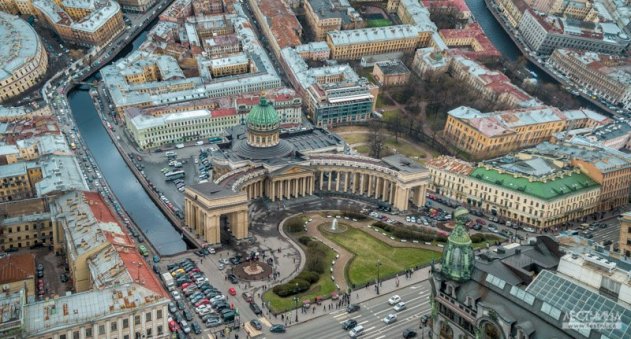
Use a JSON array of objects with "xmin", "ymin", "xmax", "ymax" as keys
[
  {"xmin": 208, "ymin": 137, "xmax": 223, "ymax": 144},
  {"xmin": 138, "ymin": 245, "xmax": 149, "ymax": 257},
  {"xmin": 165, "ymin": 170, "xmax": 185, "ymax": 181}
]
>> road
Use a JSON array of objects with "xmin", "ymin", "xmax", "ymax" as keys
[{"xmin": 271, "ymin": 281, "xmax": 431, "ymax": 339}]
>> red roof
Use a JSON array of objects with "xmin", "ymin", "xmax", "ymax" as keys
[
  {"xmin": 422, "ymin": 0, "xmax": 470, "ymax": 13},
  {"xmin": 117, "ymin": 245, "xmax": 169, "ymax": 298},
  {"xmin": 83, "ymin": 191, "xmax": 118, "ymax": 224},
  {"xmin": 0, "ymin": 253, "xmax": 35, "ymax": 284},
  {"xmin": 212, "ymin": 108, "xmax": 237, "ymax": 118},
  {"xmin": 255, "ymin": 0, "xmax": 302, "ymax": 48},
  {"xmin": 439, "ymin": 23, "xmax": 500, "ymax": 60}
]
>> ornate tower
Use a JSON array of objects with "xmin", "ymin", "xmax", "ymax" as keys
[
  {"xmin": 246, "ymin": 97, "xmax": 281, "ymax": 148},
  {"xmin": 440, "ymin": 207, "xmax": 475, "ymax": 282}
]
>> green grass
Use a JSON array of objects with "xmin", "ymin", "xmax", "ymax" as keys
[
  {"xmin": 384, "ymin": 138, "xmax": 425, "ymax": 159},
  {"xmin": 264, "ymin": 226, "xmax": 338, "ymax": 314},
  {"xmin": 341, "ymin": 133, "xmax": 369, "ymax": 145},
  {"xmin": 354, "ymin": 145, "xmax": 370, "ymax": 154},
  {"xmin": 382, "ymin": 109, "xmax": 400, "ymax": 122},
  {"xmin": 367, "ymin": 19, "xmax": 393, "ymax": 27},
  {"xmin": 320, "ymin": 226, "xmax": 440, "ymax": 287}
]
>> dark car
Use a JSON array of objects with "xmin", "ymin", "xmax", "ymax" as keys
[
  {"xmin": 228, "ymin": 274, "xmax": 238, "ymax": 284},
  {"xmin": 270, "ymin": 324, "xmax": 286, "ymax": 333},
  {"xmin": 183, "ymin": 310, "xmax": 193, "ymax": 321},
  {"xmin": 167, "ymin": 263, "xmax": 180, "ymax": 271},
  {"xmin": 346, "ymin": 304, "xmax": 360, "ymax": 313},
  {"xmin": 342, "ymin": 319, "xmax": 357, "ymax": 330},
  {"xmin": 403, "ymin": 329, "xmax": 417, "ymax": 338},
  {"xmin": 250, "ymin": 319, "xmax": 262, "ymax": 330},
  {"xmin": 152, "ymin": 264, "xmax": 160, "ymax": 274},
  {"xmin": 603, "ymin": 240, "xmax": 613, "ymax": 246},
  {"xmin": 250, "ymin": 302, "xmax": 262, "ymax": 315},
  {"xmin": 176, "ymin": 300, "xmax": 185, "ymax": 310},
  {"xmin": 229, "ymin": 257, "xmax": 241, "ymax": 265},
  {"xmin": 420, "ymin": 314, "xmax": 429, "ymax": 326},
  {"xmin": 191, "ymin": 322, "xmax": 202, "ymax": 335}
]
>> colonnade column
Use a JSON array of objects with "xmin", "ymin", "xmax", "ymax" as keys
[
  {"xmin": 389, "ymin": 184, "xmax": 396, "ymax": 205},
  {"xmin": 351, "ymin": 173, "xmax": 357, "ymax": 194},
  {"xmin": 271, "ymin": 180, "xmax": 276, "ymax": 201},
  {"xmin": 368, "ymin": 175, "xmax": 374, "ymax": 197},
  {"xmin": 319, "ymin": 171, "xmax": 324, "ymax": 191},
  {"xmin": 327, "ymin": 171, "xmax": 333, "ymax": 191},
  {"xmin": 359, "ymin": 173, "xmax": 365, "ymax": 195},
  {"xmin": 382, "ymin": 179, "xmax": 389, "ymax": 203},
  {"xmin": 335, "ymin": 172, "xmax": 341, "ymax": 192},
  {"xmin": 343, "ymin": 172, "xmax": 349, "ymax": 192}
]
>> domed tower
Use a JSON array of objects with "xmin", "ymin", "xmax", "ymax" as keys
[
  {"xmin": 440, "ymin": 207, "xmax": 474, "ymax": 282},
  {"xmin": 246, "ymin": 97, "xmax": 280, "ymax": 148}
]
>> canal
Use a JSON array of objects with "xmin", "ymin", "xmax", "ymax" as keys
[{"xmin": 68, "ymin": 22, "xmax": 188, "ymax": 255}]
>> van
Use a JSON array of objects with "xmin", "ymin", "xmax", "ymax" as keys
[
  {"xmin": 222, "ymin": 310, "xmax": 235, "ymax": 322},
  {"xmin": 579, "ymin": 223, "xmax": 590, "ymax": 230},
  {"xmin": 349, "ymin": 325, "xmax": 364, "ymax": 338}
]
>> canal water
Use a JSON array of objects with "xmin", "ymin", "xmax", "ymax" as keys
[{"xmin": 68, "ymin": 22, "xmax": 187, "ymax": 255}]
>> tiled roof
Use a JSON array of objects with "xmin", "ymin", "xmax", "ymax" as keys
[
  {"xmin": 0, "ymin": 253, "xmax": 35, "ymax": 284},
  {"xmin": 426, "ymin": 155, "xmax": 474, "ymax": 175}
]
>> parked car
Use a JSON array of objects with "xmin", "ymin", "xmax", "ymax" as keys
[{"xmin": 403, "ymin": 329, "xmax": 418, "ymax": 338}]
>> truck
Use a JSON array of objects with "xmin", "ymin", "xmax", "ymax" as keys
[{"xmin": 162, "ymin": 272, "xmax": 174, "ymax": 288}]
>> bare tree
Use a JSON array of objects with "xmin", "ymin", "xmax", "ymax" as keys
[{"xmin": 368, "ymin": 121, "xmax": 385, "ymax": 158}]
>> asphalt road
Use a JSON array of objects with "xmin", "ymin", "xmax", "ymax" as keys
[{"xmin": 269, "ymin": 281, "xmax": 431, "ymax": 339}]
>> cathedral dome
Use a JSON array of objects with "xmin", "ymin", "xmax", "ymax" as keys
[
  {"xmin": 246, "ymin": 97, "xmax": 280, "ymax": 132},
  {"xmin": 440, "ymin": 207, "xmax": 475, "ymax": 282}
]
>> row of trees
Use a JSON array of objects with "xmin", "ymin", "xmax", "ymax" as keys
[{"xmin": 272, "ymin": 236, "xmax": 329, "ymax": 298}]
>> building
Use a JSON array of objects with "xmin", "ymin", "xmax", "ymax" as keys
[
  {"xmin": 0, "ymin": 198, "xmax": 53, "ymax": 251},
  {"xmin": 428, "ymin": 153, "xmax": 602, "ymax": 228},
  {"xmin": 0, "ymin": 116, "xmax": 62, "ymax": 144},
  {"xmin": 0, "ymin": 13, "xmax": 48, "ymax": 103},
  {"xmin": 0, "ymin": 253, "xmax": 35, "ymax": 299},
  {"xmin": 235, "ymin": 88, "xmax": 303, "ymax": 127},
  {"xmin": 125, "ymin": 107, "xmax": 239, "ymax": 149},
  {"xmin": 411, "ymin": 47, "xmax": 451, "ymax": 77},
  {"xmin": 422, "ymin": 0, "xmax": 471, "ymax": 19},
  {"xmin": 192, "ymin": 0, "xmax": 224, "ymax": 15},
  {"xmin": 159, "ymin": 0, "xmax": 193, "ymax": 23},
  {"xmin": 372, "ymin": 60, "xmax": 411, "ymax": 86},
  {"xmin": 0, "ymin": 104, "xmax": 51, "ymax": 122},
  {"xmin": 548, "ymin": 49, "xmax": 631, "ymax": 110},
  {"xmin": 33, "ymin": 0, "xmax": 125, "ymax": 47},
  {"xmin": 431, "ymin": 215, "xmax": 631, "ymax": 339},
  {"xmin": 442, "ymin": 105, "xmax": 609, "ymax": 159},
  {"xmin": 621, "ymin": 212, "xmax": 631, "ymax": 257},
  {"xmin": 579, "ymin": 121, "xmax": 631, "ymax": 150},
  {"xmin": 117, "ymin": 0, "xmax": 157, "ymax": 12},
  {"xmin": 208, "ymin": 53, "xmax": 252, "ymax": 78},
  {"xmin": 326, "ymin": 25, "xmax": 421, "ymax": 60},
  {"xmin": 281, "ymin": 46, "xmax": 375, "ymax": 127},
  {"xmin": 248, "ymin": 0, "xmax": 302, "ymax": 58},
  {"xmin": 518, "ymin": 9, "xmax": 631, "ymax": 55},
  {"xmin": 497, "ymin": 0, "xmax": 531, "ymax": 27},
  {"xmin": 0, "ymin": 0, "xmax": 36, "ymax": 15},
  {"xmin": 0, "ymin": 290, "xmax": 25, "ymax": 339},
  {"xmin": 185, "ymin": 98, "xmax": 429, "ymax": 244},
  {"xmin": 303, "ymin": 0, "xmax": 364, "ymax": 41},
  {"xmin": 293, "ymin": 42, "xmax": 331, "ymax": 60},
  {"xmin": 439, "ymin": 23, "xmax": 502, "ymax": 61}
]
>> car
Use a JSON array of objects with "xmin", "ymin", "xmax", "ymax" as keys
[
  {"xmin": 153, "ymin": 255, "xmax": 160, "ymax": 263},
  {"xmin": 37, "ymin": 264, "xmax": 44, "ymax": 271},
  {"xmin": 183, "ymin": 310, "xmax": 193, "ymax": 321},
  {"xmin": 177, "ymin": 300, "xmax": 185, "ymax": 310},
  {"xmin": 349, "ymin": 325, "xmax": 364, "ymax": 338},
  {"xmin": 229, "ymin": 257, "xmax": 241, "ymax": 265},
  {"xmin": 346, "ymin": 304, "xmax": 360, "ymax": 313},
  {"xmin": 219, "ymin": 258, "xmax": 229, "ymax": 265},
  {"xmin": 394, "ymin": 302, "xmax": 406, "ymax": 312},
  {"xmin": 242, "ymin": 291, "xmax": 253, "ymax": 303},
  {"xmin": 171, "ymin": 291, "xmax": 182, "ymax": 301},
  {"xmin": 205, "ymin": 318, "xmax": 222, "ymax": 328},
  {"xmin": 168, "ymin": 319, "xmax": 179, "ymax": 332},
  {"xmin": 342, "ymin": 319, "xmax": 357, "ymax": 330},
  {"xmin": 250, "ymin": 319, "xmax": 263, "ymax": 330},
  {"xmin": 180, "ymin": 320, "xmax": 191, "ymax": 334},
  {"xmin": 403, "ymin": 329, "xmax": 418, "ymax": 338},
  {"xmin": 168, "ymin": 303, "xmax": 177, "ymax": 314},
  {"xmin": 167, "ymin": 263, "xmax": 180, "ymax": 271},
  {"xmin": 181, "ymin": 282, "xmax": 194, "ymax": 290},
  {"xmin": 228, "ymin": 274, "xmax": 238, "ymax": 284},
  {"xmin": 383, "ymin": 313, "xmax": 397, "ymax": 324},
  {"xmin": 388, "ymin": 295, "xmax": 401, "ymax": 305},
  {"xmin": 250, "ymin": 302, "xmax": 262, "ymax": 315},
  {"xmin": 603, "ymin": 240, "xmax": 613, "ymax": 246},
  {"xmin": 228, "ymin": 287, "xmax": 237, "ymax": 296},
  {"xmin": 191, "ymin": 322, "xmax": 202, "ymax": 335},
  {"xmin": 218, "ymin": 263, "xmax": 225, "ymax": 270},
  {"xmin": 270, "ymin": 324, "xmax": 286, "ymax": 333},
  {"xmin": 195, "ymin": 299, "xmax": 210, "ymax": 307},
  {"xmin": 420, "ymin": 314, "xmax": 429, "ymax": 326},
  {"xmin": 201, "ymin": 313, "xmax": 217, "ymax": 322},
  {"xmin": 60, "ymin": 273, "xmax": 68, "ymax": 282}
]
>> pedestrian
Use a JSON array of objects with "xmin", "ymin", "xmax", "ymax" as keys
[{"xmin": 281, "ymin": 314, "xmax": 284, "ymax": 320}]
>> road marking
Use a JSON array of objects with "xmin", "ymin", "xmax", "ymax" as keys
[
  {"xmin": 351, "ymin": 314, "xmax": 363, "ymax": 320},
  {"xmin": 333, "ymin": 312, "xmax": 348, "ymax": 319},
  {"xmin": 374, "ymin": 335, "xmax": 385, "ymax": 339},
  {"xmin": 365, "ymin": 326, "xmax": 376, "ymax": 332},
  {"xmin": 359, "ymin": 320, "xmax": 369, "ymax": 325},
  {"xmin": 331, "ymin": 309, "xmax": 344, "ymax": 315},
  {"xmin": 373, "ymin": 307, "xmax": 393, "ymax": 316}
]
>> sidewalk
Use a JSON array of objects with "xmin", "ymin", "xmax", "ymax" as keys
[{"xmin": 261, "ymin": 267, "xmax": 431, "ymax": 327}]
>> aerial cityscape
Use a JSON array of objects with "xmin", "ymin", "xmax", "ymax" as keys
[{"xmin": 0, "ymin": 0, "xmax": 630, "ymax": 338}]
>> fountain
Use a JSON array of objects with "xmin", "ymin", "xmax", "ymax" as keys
[
  {"xmin": 324, "ymin": 217, "xmax": 347, "ymax": 233},
  {"xmin": 331, "ymin": 218, "xmax": 338, "ymax": 232}
]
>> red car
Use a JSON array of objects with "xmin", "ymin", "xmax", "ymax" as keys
[
  {"xmin": 190, "ymin": 268, "xmax": 201, "ymax": 273},
  {"xmin": 168, "ymin": 320, "xmax": 179, "ymax": 332},
  {"xmin": 228, "ymin": 287, "xmax": 237, "ymax": 296},
  {"xmin": 476, "ymin": 218, "xmax": 487, "ymax": 225},
  {"xmin": 195, "ymin": 299, "xmax": 210, "ymax": 307},
  {"xmin": 181, "ymin": 282, "xmax": 193, "ymax": 289}
]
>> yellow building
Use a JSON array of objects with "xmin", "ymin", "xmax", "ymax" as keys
[
  {"xmin": 303, "ymin": 0, "xmax": 364, "ymax": 41},
  {"xmin": 496, "ymin": 0, "xmax": 529, "ymax": 27},
  {"xmin": 0, "ymin": 13, "xmax": 49, "ymax": 103},
  {"xmin": 620, "ymin": 212, "xmax": 631, "ymax": 257},
  {"xmin": 0, "ymin": 198, "xmax": 53, "ymax": 251},
  {"xmin": 0, "ymin": 253, "xmax": 35, "ymax": 299},
  {"xmin": 209, "ymin": 54, "xmax": 252, "ymax": 78},
  {"xmin": 443, "ymin": 106, "xmax": 609, "ymax": 159},
  {"xmin": 427, "ymin": 155, "xmax": 601, "ymax": 229},
  {"xmin": 0, "ymin": 162, "xmax": 36, "ymax": 202},
  {"xmin": 326, "ymin": 25, "xmax": 421, "ymax": 60}
]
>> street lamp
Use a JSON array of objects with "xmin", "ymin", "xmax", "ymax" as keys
[{"xmin": 376, "ymin": 260, "xmax": 382, "ymax": 294}]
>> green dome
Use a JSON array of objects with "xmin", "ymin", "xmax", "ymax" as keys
[
  {"xmin": 246, "ymin": 97, "xmax": 280, "ymax": 130},
  {"xmin": 440, "ymin": 207, "xmax": 474, "ymax": 282}
]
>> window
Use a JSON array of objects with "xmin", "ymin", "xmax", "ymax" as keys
[
  {"xmin": 86, "ymin": 327, "xmax": 93, "ymax": 337},
  {"xmin": 156, "ymin": 309, "xmax": 162, "ymax": 319},
  {"xmin": 134, "ymin": 315, "xmax": 140, "ymax": 325},
  {"xmin": 60, "ymin": 335, "xmax": 67, "ymax": 339},
  {"xmin": 111, "ymin": 321, "xmax": 118, "ymax": 331},
  {"xmin": 123, "ymin": 318, "xmax": 129, "ymax": 329},
  {"xmin": 145, "ymin": 312, "xmax": 152, "ymax": 322},
  {"xmin": 157, "ymin": 325, "xmax": 163, "ymax": 335},
  {"xmin": 99, "ymin": 325, "xmax": 105, "ymax": 335},
  {"xmin": 146, "ymin": 328, "xmax": 152, "ymax": 337},
  {"xmin": 73, "ymin": 331, "xmax": 80, "ymax": 339}
]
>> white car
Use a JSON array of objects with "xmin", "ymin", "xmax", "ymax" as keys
[
  {"xmin": 171, "ymin": 291, "xmax": 182, "ymax": 301},
  {"xmin": 218, "ymin": 263, "xmax": 225, "ymax": 270},
  {"xmin": 383, "ymin": 313, "xmax": 397, "ymax": 324},
  {"xmin": 348, "ymin": 325, "xmax": 364, "ymax": 338},
  {"xmin": 393, "ymin": 302, "xmax": 406, "ymax": 312},
  {"xmin": 388, "ymin": 295, "xmax": 401, "ymax": 305}
]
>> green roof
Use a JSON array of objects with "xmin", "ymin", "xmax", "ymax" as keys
[
  {"xmin": 469, "ymin": 167, "xmax": 599, "ymax": 201},
  {"xmin": 246, "ymin": 97, "xmax": 279, "ymax": 128}
]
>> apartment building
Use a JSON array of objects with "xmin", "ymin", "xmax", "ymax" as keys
[
  {"xmin": 497, "ymin": 0, "xmax": 530, "ymax": 27},
  {"xmin": 248, "ymin": 0, "xmax": 302, "ymax": 58},
  {"xmin": 427, "ymin": 154, "xmax": 601, "ymax": 228},
  {"xmin": 442, "ymin": 105, "xmax": 609, "ymax": 159},
  {"xmin": 0, "ymin": 104, "xmax": 51, "ymax": 122},
  {"xmin": 303, "ymin": 0, "xmax": 364, "ymax": 41},
  {"xmin": 438, "ymin": 23, "xmax": 501, "ymax": 61},
  {"xmin": 0, "ymin": 198, "xmax": 53, "ymax": 251},
  {"xmin": 621, "ymin": 212, "xmax": 631, "ymax": 257},
  {"xmin": 125, "ymin": 107, "xmax": 238, "ymax": 149},
  {"xmin": 235, "ymin": 88, "xmax": 303, "ymax": 127},
  {"xmin": 33, "ymin": 0, "xmax": 125, "ymax": 47},
  {"xmin": 326, "ymin": 25, "xmax": 421, "ymax": 60},
  {"xmin": 548, "ymin": 49, "xmax": 631, "ymax": 110},
  {"xmin": 518, "ymin": 9, "xmax": 630, "ymax": 55},
  {"xmin": 118, "ymin": 0, "xmax": 157, "ymax": 12},
  {"xmin": 208, "ymin": 53, "xmax": 252, "ymax": 78},
  {"xmin": 372, "ymin": 60, "xmax": 411, "ymax": 86},
  {"xmin": 0, "ymin": 13, "xmax": 48, "ymax": 103},
  {"xmin": 0, "ymin": 253, "xmax": 35, "ymax": 298}
]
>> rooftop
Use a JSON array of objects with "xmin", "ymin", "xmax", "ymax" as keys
[
  {"xmin": 529, "ymin": 141, "xmax": 631, "ymax": 173},
  {"xmin": 306, "ymin": 0, "xmax": 361, "ymax": 25},
  {"xmin": 253, "ymin": 0, "xmax": 302, "ymax": 48},
  {"xmin": 469, "ymin": 164, "xmax": 599, "ymax": 200},
  {"xmin": 0, "ymin": 162, "xmax": 26, "ymax": 179},
  {"xmin": 0, "ymin": 253, "xmax": 35, "ymax": 285},
  {"xmin": 0, "ymin": 13, "xmax": 44, "ymax": 82},
  {"xmin": 374, "ymin": 60, "xmax": 410, "ymax": 75},
  {"xmin": 327, "ymin": 25, "xmax": 420, "ymax": 45},
  {"xmin": 426, "ymin": 155, "xmax": 475, "ymax": 175},
  {"xmin": 34, "ymin": 155, "xmax": 90, "ymax": 197}
]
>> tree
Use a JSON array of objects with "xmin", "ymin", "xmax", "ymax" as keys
[{"xmin": 368, "ymin": 120, "xmax": 385, "ymax": 158}]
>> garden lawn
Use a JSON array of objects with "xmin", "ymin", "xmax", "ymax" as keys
[
  {"xmin": 264, "ymin": 226, "xmax": 338, "ymax": 313},
  {"xmin": 321, "ymin": 227, "xmax": 440, "ymax": 287},
  {"xmin": 367, "ymin": 19, "xmax": 393, "ymax": 27}
]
